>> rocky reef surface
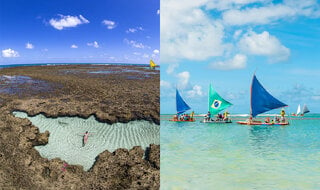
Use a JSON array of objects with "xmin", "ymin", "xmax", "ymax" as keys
[{"xmin": 0, "ymin": 64, "xmax": 160, "ymax": 189}]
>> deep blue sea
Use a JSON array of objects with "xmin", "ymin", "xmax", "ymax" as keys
[{"xmin": 161, "ymin": 114, "xmax": 320, "ymax": 189}]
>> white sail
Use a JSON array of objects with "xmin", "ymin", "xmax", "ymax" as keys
[
  {"xmin": 302, "ymin": 104, "xmax": 310, "ymax": 114},
  {"xmin": 296, "ymin": 104, "xmax": 301, "ymax": 115}
]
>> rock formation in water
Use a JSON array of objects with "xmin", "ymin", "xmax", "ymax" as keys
[{"xmin": 0, "ymin": 65, "xmax": 160, "ymax": 189}]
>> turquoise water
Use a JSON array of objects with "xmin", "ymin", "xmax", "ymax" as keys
[
  {"xmin": 13, "ymin": 111, "xmax": 160, "ymax": 171},
  {"xmin": 161, "ymin": 115, "xmax": 320, "ymax": 189}
]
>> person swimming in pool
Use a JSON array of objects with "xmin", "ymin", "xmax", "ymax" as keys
[{"xmin": 83, "ymin": 131, "xmax": 89, "ymax": 147}]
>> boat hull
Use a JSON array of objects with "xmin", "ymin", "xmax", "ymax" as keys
[
  {"xmin": 201, "ymin": 120, "xmax": 232, "ymax": 124},
  {"xmin": 169, "ymin": 118, "xmax": 195, "ymax": 122},
  {"xmin": 237, "ymin": 121, "xmax": 289, "ymax": 126}
]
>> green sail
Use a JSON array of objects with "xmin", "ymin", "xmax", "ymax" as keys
[{"xmin": 208, "ymin": 84, "xmax": 232, "ymax": 115}]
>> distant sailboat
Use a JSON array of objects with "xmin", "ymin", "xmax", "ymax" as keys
[
  {"xmin": 169, "ymin": 89, "xmax": 195, "ymax": 122},
  {"xmin": 150, "ymin": 60, "xmax": 157, "ymax": 68},
  {"xmin": 237, "ymin": 74, "xmax": 289, "ymax": 125},
  {"xmin": 296, "ymin": 104, "xmax": 301, "ymax": 115},
  {"xmin": 202, "ymin": 84, "xmax": 232, "ymax": 123},
  {"xmin": 301, "ymin": 104, "xmax": 310, "ymax": 116}
]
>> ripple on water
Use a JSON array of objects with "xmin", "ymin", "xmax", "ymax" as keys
[{"xmin": 13, "ymin": 111, "xmax": 159, "ymax": 171}]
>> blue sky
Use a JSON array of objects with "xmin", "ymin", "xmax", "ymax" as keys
[
  {"xmin": 161, "ymin": 0, "xmax": 320, "ymax": 114},
  {"xmin": 0, "ymin": 0, "xmax": 159, "ymax": 64}
]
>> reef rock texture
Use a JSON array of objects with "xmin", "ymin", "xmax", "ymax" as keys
[{"xmin": 0, "ymin": 65, "xmax": 160, "ymax": 189}]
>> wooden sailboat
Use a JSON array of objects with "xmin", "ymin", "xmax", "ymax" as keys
[
  {"xmin": 237, "ymin": 74, "xmax": 289, "ymax": 125},
  {"xmin": 201, "ymin": 84, "xmax": 232, "ymax": 123},
  {"xmin": 169, "ymin": 89, "xmax": 195, "ymax": 122},
  {"xmin": 150, "ymin": 60, "xmax": 157, "ymax": 68}
]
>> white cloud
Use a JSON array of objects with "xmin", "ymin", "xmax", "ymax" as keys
[
  {"xmin": 25, "ymin": 42, "xmax": 34, "ymax": 49},
  {"xmin": 153, "ymin": 49, "xmax": 160, "ymax": 54},
  {"xmin": 2, "ymin": 48, "xmax": 19, "ymax": 58},
  {"xmin": 124, "ymin": 39, "xmax": 149, "ymax": 49},
  {"xmin": 126, "ymin": 26, "xmax": 144, "ymax": 33},
  {"xmin": 87, "ymin": 41, "xmax": 99, "ymax": 48},
  {"xmin": 49, "ymin": 15, "xmax": 89, "ymax": 30},
  {"xmin": 238, "ymin": 30, "xmax": 290, "ymax": 62},
  {"xmin": 187, "ymin": 85, "xmax": 203, "ymax": 97},
  {"xmin": 209, "ymin": 54, "xmax": 247, "ymax": 70},
  {"xmin": 177, "ymin": 71, "xmax": 190, "ymax": 89},
  {"xmin": 71, "ymin": 44, "xmax": 78, "ymax": 48},
  {"xmin": 205, "ymin": 0, "xmax": 269, "ymax": 11},
  {"xmin": 160, "ymin": 80, "xmax": 172, "ymax": 88},
  {"xmin": 223, "ymin": 5, "xmax": 295, "ymax": 25},
  {"xmin": 233, "ymin": 29, "xmax": 242, "ymax": 39},
  {"xmin": 161, "ymin": 0, "xmax": 226, "ymax": 62},
  {"xmin": 157, "ymin": 9, "xmax": 160, "ymax": 15},
  {"xmin": 222, "ymin": 1, "xmax": 320, "ymax": 26},
  {"xmin": 166, "ymin": 63, "xmax": 179, "ymax": 74},
  {"xmin": 102, "ymin": 19, "xmax": 117, "ymax": 29}
]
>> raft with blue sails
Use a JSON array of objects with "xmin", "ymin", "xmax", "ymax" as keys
[
  {"xmin": 237, "ymin": 74, "xmax": 289, "ymax": 125},
  {"xmin": 169, "ymin": 89, "xmax": 195, "ymax": 122}
]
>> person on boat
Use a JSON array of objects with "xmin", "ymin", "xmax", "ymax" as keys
[
  {"xmin": 191, "ymin": 111, "xmax": 194, "ymax": 119},
  {"xmin": 265, "ymin": 117, "xmax": 270, "ymax": 123},
  {"xmin": 173, "ymin": 114, "xmax": 178, "ymax": 121},
  {"xmin": 280, "ymin": 108, "xmax": 286, "ymax": 123},
  {"xmin": 246, "ymin": 115, "xmax": 253, "ymax": 124},
  {"xmin": 223, "ymin": 111, "xmax": 230, "ymax": 121},
  {"xmin": 271, "ymin": 119, "xmax": 275, "ymax": 124},
  {"xmin": 205, "ymin": 111, "xmax": 211, "ymax": 121}
]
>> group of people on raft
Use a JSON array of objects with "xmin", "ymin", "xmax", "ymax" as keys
[
  {"xmin": 246, "ymin": 108, "xmax": 287, "ymax": 124},
  {"xmin": 204, "ymin": 111, "xmax": 230, "ymax": 122},
  {"xmin": 172, "ymin": 111, "xmax": 195, "ymax": 121}
]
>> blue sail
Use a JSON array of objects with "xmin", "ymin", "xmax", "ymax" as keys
[
  {"xmin": 251, "ymin": 75, "xmax": 287, "ymax": 117},
  {"xmin": 176, "ymin": 89, "xmax": 191, "ymax": 114}
]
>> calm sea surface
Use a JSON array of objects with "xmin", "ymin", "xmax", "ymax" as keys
[{"xmin": 161, "ymin": 114, "xmax": 320, "ymax": 190}]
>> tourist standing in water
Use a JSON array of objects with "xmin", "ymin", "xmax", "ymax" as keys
[{"xmin": 83, "ymin": 131, "xmax": 89, "ymax": 147}]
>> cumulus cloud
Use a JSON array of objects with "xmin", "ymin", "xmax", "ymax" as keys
[
  {"xmin": 25, "ymin": 42, "xmax": 34, "ymax": 49},
  {"xmin": 177, "ymin": 71, "xmax": 190, "ymax": 89},
  {"xmin": 157, "ymin": 9, "xmax": 160, "ymax": 15},
  {"xmin": 71, "ymin": 44, "xmax": 78, "ymax": 48},
  {"xmin": 124, "ymin": 39, "xmax": 149, "ymax": 49},
  {"xmin": 153, "ymin": 49, "xmax": 160, "ymax": 54},
  {"xmin": 238, "ymin": 30, "xmax": 290, "ymax": 62},
  {"xmin": 187, "ymin": 85, "xmax": 203, "ymax": 97},
  {"xmin": 206, "ymin": 0, "xmax": 268, "ymax": 11},
  {"xmin": 126, "ymin": 26, "xmax": 144, "ymax": 33},
  {"xmin": 49, "ymin": 15, "xmax": 89, "ymax": 30},
  {"xmin": 209, "ymin": 54, "xmax": 247, "ymax": 70},
  {"xmin": 161, "ymin": 0, "xmax": 226, "ymax": 62},
  {"xmin": 222, "ymin": 1, "xmax": 320, "ymax": 26},
  {"xmin": 102, "ymin": 20, "xmax": 117, "ymax": 29},
  {"xmin": 87, "ymin": 41, "xmax": 99, "ymax": 48},
  {"xmin": 2, "ymin": 48, "xmax": 19, "ymax": 58}
]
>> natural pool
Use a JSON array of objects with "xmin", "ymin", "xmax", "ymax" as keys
[{"xmin": 13, "ymin": 111, "xmax": 160, "ymax": 171}]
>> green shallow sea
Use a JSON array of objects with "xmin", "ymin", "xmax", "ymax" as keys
[
  {"xmin": 161, "ymin": 114, "xmax": 320, "ymax": 190},
  {"xmin": 13, "ymin": 111, "xmax": 160, "ymax": 171}
]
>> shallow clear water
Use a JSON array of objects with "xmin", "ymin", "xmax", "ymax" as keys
[
  {"xmin": 13, "ymin": 111, "xmax": 159, "ymax": 171},
  {"xmin": 0, "ymin": 75, "xmax": 53, "ymax": 95},
  {"xmin": 161, "ymin": 115, "xmax": 320, "ymax": 189}
]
